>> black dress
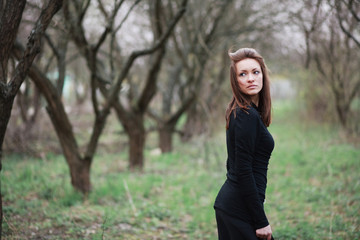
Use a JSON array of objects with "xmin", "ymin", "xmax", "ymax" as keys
[{"xmin": 214, "ymin": 105, "xmax": 274, "ymax": 239}]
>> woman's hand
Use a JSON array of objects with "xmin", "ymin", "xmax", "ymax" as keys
[{"xmin": 256, "ymin": 225, "xmax": 272, "ymax": 240}]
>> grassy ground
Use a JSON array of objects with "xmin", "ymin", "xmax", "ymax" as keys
[{"xmin": 1, "ymin": 100, "xmax": 359, "ymax": 239}]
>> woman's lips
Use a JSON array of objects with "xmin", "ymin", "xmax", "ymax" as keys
[{"xmin": 247, "ymin": 85, "xmax": 257, "ymax": 89}]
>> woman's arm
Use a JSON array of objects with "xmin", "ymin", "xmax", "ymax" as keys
[{"xmin": 233, "ymin": 108, "xmax": 269, "ymax": 229}]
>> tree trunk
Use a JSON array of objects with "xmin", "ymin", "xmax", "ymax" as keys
[
  {"xmin": 0, "ymin": 0, "xmax": 28, "ymax": 230},
  {"xmin": 0, "ymin": 99, "xmax": 15, "ymax": 156},
  {"xmin": 0, "ymin": 186, "xmax": 1, "ymax": 237},
  {"xmin": 159, "ymin": 122, "xmax": 176, "ymax": 153},
  {"xmin": 112, "ymin": 99, "xmax": 147, "ymax": 170},
  {"xmin": 28, "ymin": 63, "xmax": 92, "ymax": 193},
  {"xmin": 335, "ymin": 101, "xmax": 349, "ymax": 131},
  {"xmin": 0, "ymin": 96, "xmax": 15, "ymax": 237},
  {"xmin": 12, "ymin": 40, "xmax": 93, "ymax": 193},
  {"xmin": 181, "ymin": 103, "xmax": 206, "ymax": 142},
  {"xmin": 69, "ymin": 157, "xmax": 92, "ymax": 194},
  {"xmin": 128, "ymin": 122, "xmax": 146, "ymax": 170},
  {"xmin": 0, "ymin": 0, "xmax": 63, "ymax": 236},
  {"xmin": 48, "ymin": 108, "xmax": 92, "ymax": 193}
]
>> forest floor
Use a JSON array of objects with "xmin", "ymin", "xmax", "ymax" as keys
[{"xmin": 1, "ymin": 100, "xmax": 359, "ymax": 239}]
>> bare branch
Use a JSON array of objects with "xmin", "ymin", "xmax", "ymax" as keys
[
  {"xmin": 171, "ymin": 33, "xmax": 189, "ymax": 70},
  {"xmin": 204, "ymin": 1, "xmax": 232, "ymax": 45},
  {"xmin": 313, "ymin": 52, "xmax": 327, "ymax": 78},
  {"xmin": 66, "ymin": 52, "xmax": 81, "ymax": 65},
  {"xmin": 137, "ymin": 0, "xmax": 167, "ymax": 112},
  {"xmin": 343, "ymin": 0, "xmax": 360, "ymax": 22},
  {"xmin": 138, "ymin": 48, "xmax": 166, "ymax": 112},
  {"xmin": 104, "ymin": 0, "xmax": 187, "ymax": 110},
  {"xmin": 167, "ymin": 94, "xmax": 196, "ymax": 125},
  {"xmin": 44, "ymin": 53, "xmax": 55, "ymax": 73},
  {"xmin": 44, "ymin": 33, "xmax": 60, "ymax": 58},
  {"xmin": 113, "ymin": 0, "xmax": 141, "ymax": 33},
  {"xmin": 97, "ymin": 0, "xmax": 109, "ymax": 19},
  {"xmin": 348, "ymin": 79, "xmax": 360, "ymax": 104},
  {"xmin": 109, "ymin": 0, "xmax": 130, "ymax": 74},
  {"xmin": 0, "ymin": 0, "xmax": 26, "ymax": 82},
  {"xmin": 336, "ymin": 7, "xmax": 360, "ymax": 48},
  {"xmin": 131, "ymin": 0, "xmax": 187, "ymax": 58},
  {"xmin": 90, "ymin": 74, "xmax": 100, "ymax": 116},
  {"xmin": 12, "ymin": 41, "xmax": 78, "ymax": 154},
  {"xmin": 78, "ymin": 0, "xmax": 91, "ymax": 23},
  {"xmin": 8, "ymin": 0, "xmax": 63, "ymax": 97},
  {"xmin": 93, "ymin": 26, "xmax": 110, "ymax": 53},
  {"xmin": 334, "ymin": 0, "xmax": 360, "ymax": 48},
  {"xmin": 63, "ymin": 1, "xmax": 89, "ymax": 56}
]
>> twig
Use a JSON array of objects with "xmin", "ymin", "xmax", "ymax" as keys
[
  {"xmin": 329, "ymin": 200, "xmax": 334, "ymax": 239},
  {"xmin": 123, "ymin": 179, "xmax": 138, "ymax": 217},
  {"xmin": 3, "ymin": 214, "xmax": 18, "ymax": 234},
  {"xmin": 101, "ymin": 215, "xmax": 107, "ymax": 240}
]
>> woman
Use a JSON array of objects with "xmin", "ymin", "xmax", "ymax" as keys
[{"xmin": 214, "ymin": 48, "xmax": 274, "ymax": 240}]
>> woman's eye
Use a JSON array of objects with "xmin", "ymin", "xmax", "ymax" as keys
[
  {"xmin": 239, "ymin": 73, "xmax": 246, "ymax": 77},
  {"xmin": 254, "ymin": 70, "xmax": 260, "ymax": 74}
]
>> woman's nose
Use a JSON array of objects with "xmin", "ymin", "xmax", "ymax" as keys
[{"xmin": 248, "ymin": 73, "xmax": 255, "ymax": 81}]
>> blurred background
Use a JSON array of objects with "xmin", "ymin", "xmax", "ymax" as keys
[{"xmin": 1, "ymin": 0, "xmax": 359, "ymax": 239}]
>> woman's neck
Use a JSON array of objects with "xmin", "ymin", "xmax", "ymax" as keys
[{"xmin": 251, "ymin": 95, "xmax": 259, "ymax": 107}]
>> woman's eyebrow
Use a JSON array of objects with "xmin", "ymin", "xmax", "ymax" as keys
[{"xmin": 238, "ymin": 67, "xmax": 259, "ymax": 72}]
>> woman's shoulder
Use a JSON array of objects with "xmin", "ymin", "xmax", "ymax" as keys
[
  {"xmin": 233, "ymin": 105, "xmax": 261, "ymax": 121},
  {"xmin": 229, "ymin": 106, "xmax": 261, "ymax": 133},
  {"xmin": 228, "ymin": 106, "xmax": 261, "ymax": 130}
]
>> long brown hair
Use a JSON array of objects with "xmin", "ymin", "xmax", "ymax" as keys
[{"xmin": 225, "ymin": 47, "xmax": 272, "ymax": 128}]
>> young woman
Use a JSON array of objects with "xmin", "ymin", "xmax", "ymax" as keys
[{"xmin": 214, "ymin": 48, "xmax": 274, "ymax": 240}]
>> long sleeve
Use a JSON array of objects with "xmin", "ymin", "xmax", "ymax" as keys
[
  {"xmin": 214, "ymin": 106, "xmax": 274, "ymax": 230},
  {"xmin": 232, "ymin": 108, "xmax": 269, "ymax": 229}
]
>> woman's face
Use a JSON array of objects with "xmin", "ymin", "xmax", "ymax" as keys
[{"xmin": 235, "ymin": 58, "xmax": 263, "ymax": 100}]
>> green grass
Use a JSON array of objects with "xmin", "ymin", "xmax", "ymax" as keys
[{"xmin": 1, "ymin": 100, "xmax": 359, "ymax": 239}]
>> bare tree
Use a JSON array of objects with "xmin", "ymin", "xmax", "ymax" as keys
[
  {"xmin": 313, "ymin": 2, "xmax": 360, "ymax": 132},
  {"xmin": 289, "ymin": 0, "xmax": 329, "ymax": 69},
  {"xmin": 146, "ymin": 0, "xmax": 236, "ymax": 152},
  {"xmin": 4, "ymin": 3, "xmax": 59, "ymax": 155},
  {"xmin": 0, "ymin": 0, "xmax": 63, "ymax": 235},
  {"xmin": 147, "ymin": 0, "xmax": 282, "ymax": 152},
  {"xmin": 293, "ymin": 0, "xmax": 360, "ymax": 134},
  {"xmin": 61, "ymin": 0, "xmax": 187, "ymax": 170},
  {"xmin": 334, "ymin": 0, "xmax": 360, "ymax": 48}
]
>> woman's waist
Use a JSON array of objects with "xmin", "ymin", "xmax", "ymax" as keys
[{"xmin": 226, "ymin": 173, "xmax": 266, "ymax": 201}]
